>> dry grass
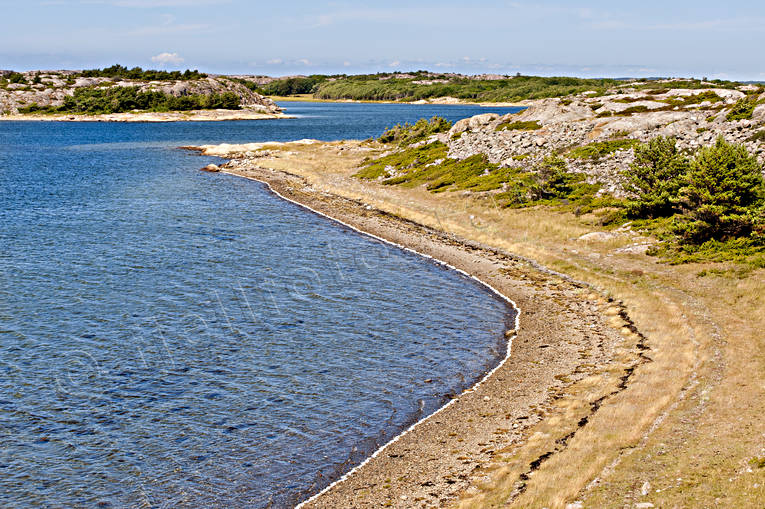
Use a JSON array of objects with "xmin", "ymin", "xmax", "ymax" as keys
[{"xmin": 223, "ymin": 141, "xmax": 765, "ymax": 508}]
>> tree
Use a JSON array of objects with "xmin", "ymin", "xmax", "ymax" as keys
[
  {"xmin": 677, "ymin": 137, "xmax": 764, "ymax": 242},
  {"xmin": 532, "ymin": 155, "xmax": 582, "ymax": 199},
  {"xmin": 623, "ymin": 136, "xmax": 689, "ymax": 218}
]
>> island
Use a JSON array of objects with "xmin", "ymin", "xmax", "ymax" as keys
[{"xmin": 0, "ymin": 65, "xmax": 288, "ymax": 121}]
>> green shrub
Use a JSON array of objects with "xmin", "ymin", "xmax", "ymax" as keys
[
  {"xmin": 357, "ymin": 134, "xmax": 602, "ymax": 209},
  {"xmin": 378, "ymin": 117, "xmax": 452, "ymax": 146},
  {"xmin": 623, "ymin": 137, "xmax": 689, "ymax": 218},
  {"xmin": 78, "ymin": 64, "xmax": 207, "ymax": 80},
  {"xmin": 495, "ymin": 120, "xmax": 541, "ymax": 131},
  {"xmin": 21, "ymin": 86, "xmax": 241, "ymax": 114},
  {"xmin": 8, "ymin": 72, "xmax": 26, "ymax": 84},
  {"xmin": 567, "ymin": 139, "xmax": 639, "ymax": 160},
  {"xmin": 676, "ymin": 137, "xmax": 764, "ymax": 242},
  {"xmin": 726, "ymin": 98, "xmax": 756, "ymax": 121},
  {"xmin": 260, "ymin": 75, "xmax": 327, "ymax": 95},
  {"xmin": 313, "ymin": 75, "xmax": 621, "ymax": 102},
  {"xmin": 530, "ymin": 155, "xmax": 583, "ymax": 199}
]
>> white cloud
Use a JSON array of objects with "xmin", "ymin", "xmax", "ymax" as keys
[
  {"xmin": 151, "ymin": 52, "xmax": 184, "ymax": 65},
  {"xmin": 296, "ymin": 58, "xmax": 311, "ymax": 66},
  {"xmin": 266, "ymin": 59, "xmax": 283, "ymax": 65},
  {"xmin": 389, "ymin": 60, "xmax": 400, "ymax": 67},
  {"xmin": 343, "ymin": 61, "xmax": 351, "ymax": 67}
]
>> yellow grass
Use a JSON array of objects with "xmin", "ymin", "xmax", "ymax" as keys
[{"xmin": 221, "ymin": 141, "xmax": 765, "ymax": 507}]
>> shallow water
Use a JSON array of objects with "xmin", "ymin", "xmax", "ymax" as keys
[{"xmin": 0, "ymin": 102, "xmax": 520, "ymax": 507}]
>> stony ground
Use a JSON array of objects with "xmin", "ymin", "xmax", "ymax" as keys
[{"xmin": 431, "ymin": 82, "xmax": 765, "ymax": 196}]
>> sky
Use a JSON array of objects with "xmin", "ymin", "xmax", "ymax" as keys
[{"xmin": 1, "ymin": 0, "xmax": 764, "ymax": 80}]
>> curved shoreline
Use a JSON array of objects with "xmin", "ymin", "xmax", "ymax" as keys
[
  {"xmin": 200, "ymin": 154, "xmax": 640, "ymax": 508},
  {"xmin": 219, "ymin": 168, "xmax": 522, "ymax": 507}
]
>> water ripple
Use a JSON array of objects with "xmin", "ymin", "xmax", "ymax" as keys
[{"xmin": 0, "ymin": 104, "xmax": 519, "ymax": 508}]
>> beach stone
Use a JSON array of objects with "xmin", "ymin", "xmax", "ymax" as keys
[
  {"xmin": 641, "ymin": 481, "xmax": 651, "ymax": 496},
  {"xmin": 201, "ymin": 164, "xmax": 220, "ymax": 172},
  {"xmin": 635, "ymin": 503, "xmax": 654, "ymax": 509},
  {"xmin": 614, "ymin": 244, "xmax": 651, "ymax": 254},
  {"xmin": 565, "ymin": 502, "xmax": 584, "ymax": 509},
  {"xmin": 577, "ymin": 232, "xmax": 616, "ymax": 242},
  {"xmin": 467, "ymin": 113, "xmax": 499, "ymax": 130}
]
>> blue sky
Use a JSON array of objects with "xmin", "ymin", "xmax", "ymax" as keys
[{"xmin": 2, "ymin": 0, "xmax": 764, "ymax": 79}]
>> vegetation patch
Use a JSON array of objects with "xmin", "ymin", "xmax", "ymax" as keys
[
  {"xmin": 726, "ymin": 98, "xmax": 756, "ymax": 121},
  {"xmin": 7, "ymin": 72, "xmax": 27, "ymax": 84},
  {"xmin": 359, "ymin": 117, "xmax": 765, "ymax": 267},
  {"xmin": 495, "ymin": 120, "xmax": 542, "ymax": 132},
  {"xmin": 355, "ymin": 142, "xmax": 448, "ymax": 180},
  {"xmin": 258, "ymin": 75, "xmax": 328, "ymax": 96},
  {"xmin": 633, "ymin": 79, "xmax": 744, "ymax": 92},
  {"xmin": 378, "ymin": 117, "xmax": 452, "ymax": 146},
  {"xmin": 623, "ymin": 136, "xmax": 764, "ymax": 265},
  {"xmin": 661, "ymin": 90, "xmax": 723, "ymax": 107},
  {"xmin": 567, "ymin": 139, "xmax": 639, "ymax": 160},
  {"xmin": 356, "ymin": 137, "xmax": 609, "ymax": 212},
  {"xmin": 746, "ymin": 129, "xmax": 765, "ymax": 142},
  {"xmin": 78, "ymin": 64, "xmax": 207, "ymax": 80},
  {"xmin": 312, "ymin": 73, "xmax": 621, "ymax": 103},
  {"xmin": 19, "ymin": 85, "xmax": 241, "ymax": 114}
]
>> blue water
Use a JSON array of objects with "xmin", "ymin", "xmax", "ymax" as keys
[{"xmin": 0, "ymin": 102, "xmax": 520, "ymax": 508}]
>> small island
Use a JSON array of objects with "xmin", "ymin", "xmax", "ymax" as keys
[{"xmin": 0, "ymin": 64, "xmax": 288, "ymax": 121}]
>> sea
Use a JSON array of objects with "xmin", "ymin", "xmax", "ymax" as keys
[{"xmin": 0, "ymin": 101, "xmax": 522, "ymax": 508}]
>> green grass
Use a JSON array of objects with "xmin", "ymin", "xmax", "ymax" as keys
[
  {"xmin": 495, "ymin": 120, "xmax": 542, "ymax": 132},
  {"xmin": 355, "ymin": 142, "xmax": 611, "ymax": 213},
  {"xmin": 566, "ymin": 139, "xmax": 639, "ymax": 160},
  {"xmin": 726, "ymin": 98, "xmax": 756, "ymax": 121},
  {"xmin": 661, "ymin": 90, "xmax": 724, "ymax": 107},
  {"xmin": 355, "ymin": 142, "xmax": 449, "ymax": 180}
]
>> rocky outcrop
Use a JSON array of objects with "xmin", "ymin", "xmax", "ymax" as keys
[
  {"xmin": 442, "ymin": 87, "xmax": 765, "ymax": 196},
  {"xmin": 0, "ymin": 71, "xmax": 280, "ymax": 115}
]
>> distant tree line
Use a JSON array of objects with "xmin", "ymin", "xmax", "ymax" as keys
[
  {"xmin": 257, "ymin": 75, "xmax": 328, "ymax": 96},
  {"xmin": 78, "ymin": 64, "xmax": 207, "ymax": 81}
]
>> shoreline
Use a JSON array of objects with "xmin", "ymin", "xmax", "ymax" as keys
[
  {"xmin": 196, "ymin": 145, "xmax": 645, "ymax": 507},
  {"xmin": 0, "ymin": 109, "xmax": 292, "ymax": 122},
  {"xmin": 218, "ymin": 168, "xmax": 522, "ymax": 508},
  {"xmin": 268, "ymin": 94, "xmax": 528, "ymax": 107}
]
